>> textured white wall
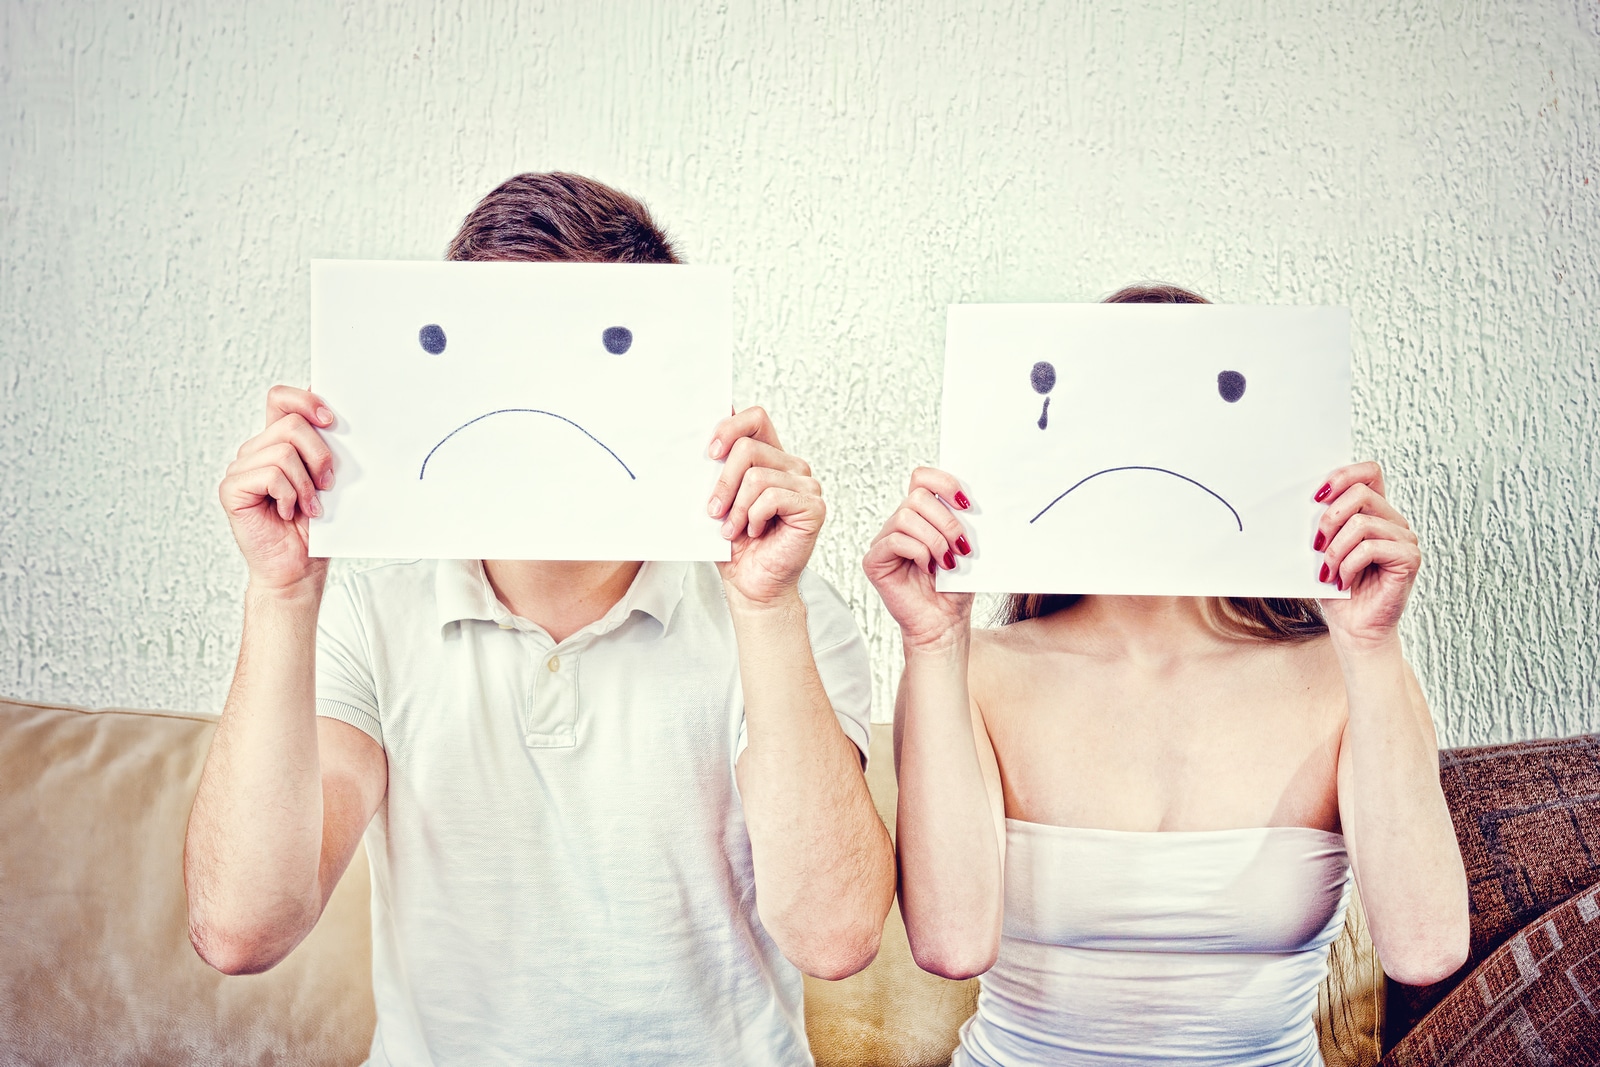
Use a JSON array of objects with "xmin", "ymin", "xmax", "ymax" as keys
[{"xmin": 3, "ymin": 1, "xmax": 1597, "ymax": 744}]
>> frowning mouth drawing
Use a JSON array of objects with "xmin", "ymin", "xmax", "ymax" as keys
[
  {"xmin": 1030, "ymin": 466, "xmax": 1242, "ymax": 530},
  {"xmin": 418, "ymin": 409, "xmax": 636, "ymax": 481}
]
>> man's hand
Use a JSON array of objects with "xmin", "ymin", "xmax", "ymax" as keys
[
  {"xmin": 220, "ymin": 385, "xmax": 337, "ymax": 596},
  {"xmin": 706, "ymin": 406, "xmax": 824, "ymax": 607}
]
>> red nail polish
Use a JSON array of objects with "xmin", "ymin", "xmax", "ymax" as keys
[
  {"xmin": 1319, "ymin": 563, "xmax": 1330, "ymax": 583},
  {"xmin": 928, "ymin": 558, "xmax": 937, "ymax": 575},
  {"xmin": 955, "ymin": 535, "xmax": 971, "ymax": 555},
  {"xmin": 1335, "ymin": 574, "xmax": 1344, "ymax": 591},
  {"xmin": 1313, "ymin": 531, "xmax": 1325, "ymax": 552},
  {"xmin": 1314, "ymin": 483, "xmax": 1333, "ymax": 503},
  {"xmin": 954, "ymin": 491, "xmax": 971, "ymax": 510},
  {"xmin": 943, "ymin": 550, "xmax": 956, "ymax": 570}
]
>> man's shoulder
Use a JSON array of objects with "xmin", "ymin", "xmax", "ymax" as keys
[{"xmin": 325, "ymin": 559, "xmax": 440, "ymax": 618}]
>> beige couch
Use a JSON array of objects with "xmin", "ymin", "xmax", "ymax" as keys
[{"xmin": 0, "ymin": 696, "xmax": 1382, "ymax": 1065}]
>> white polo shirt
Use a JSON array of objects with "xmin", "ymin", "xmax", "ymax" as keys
[{"xmin": 315, "ymin": 558, "xmax": 872, "ymax": 1067}]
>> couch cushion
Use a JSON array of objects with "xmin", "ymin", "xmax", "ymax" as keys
[
  {"xmin": 1379, "ymin": 879, "xmax": 1600, "ymax": 1066},
  {"xmin": 0, "ymin": 697, "xmax": 375, "ymax": 1066},
  {"xmin": 1385, "ymin": 734, "xmax": 1600, "ymax": 1046}
]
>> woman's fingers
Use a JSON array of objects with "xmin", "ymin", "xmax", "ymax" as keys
[
  {"xmin": 1313, "ymin": 460, "xmax": 1386, "ymax": 504},
  {"xmin": 265, "ymin": 384, "xmax": 334, "ymax": 433},
  {"xmin": 908, "ymin": 466, "xmax": 972, "ymax": 512},
  {"xmin": 1330, "ymin": 536, "xmax": 1421, "ymax": 592},
  {"xmin": 1313, "ymin": 481, "xmax": 1407, "ymax": 552},
  {"xmin": 906, "ymin": 487, "xmax": 970, "ymax": 566},
  {"xmin": 707, "ymin": 437, "xmax": 811, "ymax": 520},
  {"xmin": 865, "ymin": 530, "xmax": 938, "ymax": 578},
  {"xmin": 1320, "ymin": 513, "xmax": 1418, "ymax": 588},
  {"xmin": 237, "ymin": 413, "xmax": 337, "ymax": 490}
]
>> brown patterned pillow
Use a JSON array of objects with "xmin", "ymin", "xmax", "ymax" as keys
[
  {"xmin": 1380, "ymin": 880, "xmax": 1600, "ymax": 1066},
  {"xmin": 1386, "ymin": 735, "xmax": 1600, "ymax": 1046}
]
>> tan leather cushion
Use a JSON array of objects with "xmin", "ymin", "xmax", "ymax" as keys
[
  {"xmin": 0, "ymin": 697, "xmax": 374, "ymax": 1066},
  {"xmin": 0, "ymin": 696, "xmax": 1381, "ymax": 1065}
]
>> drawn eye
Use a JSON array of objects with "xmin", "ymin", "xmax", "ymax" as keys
[
  {"xmin": 418, "ymin": 324, "xmax": 447, "ymax": 355},
  {"xmin": 1031, "ymin": 361, "xmax": 1056, "ymax": 430},
  {"xmin": 1217, "ymin": 370, "xmax": 1246, "ymax": 403},
  {"xmin": 602, "ymin": 327, "xmax": 633, "ymax": 355}
]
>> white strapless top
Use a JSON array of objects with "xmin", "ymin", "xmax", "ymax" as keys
[{"xmin": 953, "ymin": 820, "xmax": 1352, "ymax": 1067}]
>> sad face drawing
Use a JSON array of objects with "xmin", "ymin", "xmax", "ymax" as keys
[
  {"xmin": 935, "ymin": 302, "xmax": 1351, "ymax": 597},
  {"xmin": 308, "ymin": 260, "xmax": 732, "ymax": 562}
]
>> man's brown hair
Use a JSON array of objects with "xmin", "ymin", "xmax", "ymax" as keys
[{"xmin": 447, "ymin": 172, "xmax": 680, "ymax": 265}]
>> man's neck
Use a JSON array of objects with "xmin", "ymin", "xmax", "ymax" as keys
[{"xmin": 481, "ymin": 559, "xmax": 644, "ymax": 644}]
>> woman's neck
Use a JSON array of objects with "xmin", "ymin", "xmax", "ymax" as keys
[
  {"xmin": 1060, "ymin": 595, "xmax": 1233, "ymax": 664},
  {"xmin": 481, "ymin": 559, "xmax": 643, "ymax": 643}
]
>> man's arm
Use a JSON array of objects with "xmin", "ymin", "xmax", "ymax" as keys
[
  {"xmin": 183, "ymin": 385, "xmax": 387, "ymax": 975},
  {"xmin": 710, "ymin": 407, "xmax": 895, "ymax": 981}
]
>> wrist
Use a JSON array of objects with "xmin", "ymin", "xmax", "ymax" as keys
[
  {"xmin": 246, "ymin": 572, "xmax": 326, "ymax": 610},
  {"xmin": 724, "ymin": 583, "xmax": 806, "ymax": 623},
  {"xmin": 902, "ymin": 624, "xmax": 971, "ymax": 660},
  {"xmin": 1330, "ymin": 628, "xmax": 1404, "ymax": 670}
]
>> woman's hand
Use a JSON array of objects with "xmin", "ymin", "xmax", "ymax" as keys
[
  {"xmin": 1313, "ymin": 461, "xmax": 1420, "ymax": 651},
  {"xmin": 219, "ymin": 385, "xmax": 336, "ymax": 597},
  {"xmin": 863, "ymin": 467, "xmax": 975, "ymax": 652}
]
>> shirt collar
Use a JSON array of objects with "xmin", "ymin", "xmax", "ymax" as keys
[{"xmin": 435, "ymin": 559, "xmax": 688, "ymax": 635}]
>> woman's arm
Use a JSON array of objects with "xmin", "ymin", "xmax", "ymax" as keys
[
  {"xmin": 1317, "ymin": 461, "xmax": 1470, "ymax": 986},
  {"xmin": 865, "ymin": 467, "xmax": 1006, "ymax": 979}
]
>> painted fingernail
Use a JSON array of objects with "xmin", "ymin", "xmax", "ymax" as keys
[
  {"xmin": 709, "ymin": 438, "xmax": 724, "ymax": 459},
  {"xmin": 956, "ymin": 535, "xmax": 972, "ymax": 555},
  {"xmin": 316, "ymin": 407, "xmax": 333, "ymax": 426},
  {"xmin": 928, "ymin": 558, "xmax": 937, "ymax": 575},
  {"xmin": 954, "ymin": 491, "xmax": 971, "ymax": 510},
  {"xmin": 943, "ymin": 549, "xmax": 955, "ymax": 570},
  {"xmin": 1319, "ymin": 563, "xmax": 1330, "ymax": 583},
  {"xmin": 1313, "ymin": 530, "xmax": 1325, "ymax": 552},
  {"xmin": 707, "ymin": 497, "xmax": 722, "ymax": 516},
  {"xmin": 1314, "ymin": 482, "xmax": 1332, "ymax": 503},
  {"xmin": 1335, "ymin": 574, "xmax": 1344, "ymax": 591}
]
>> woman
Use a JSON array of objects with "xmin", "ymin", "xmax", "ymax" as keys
[{"xmin": 865, "ymin": 284, "xmax": 1469, "ymax": 1066}]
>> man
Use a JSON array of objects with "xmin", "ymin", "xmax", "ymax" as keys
[{"xmin": 184, "ymin": 172, "xmax": 895, "ymax": 1066}]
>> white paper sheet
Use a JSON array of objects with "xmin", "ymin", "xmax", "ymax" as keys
[
  {"xmin": 308, "ymin": 260, "xmax": 732, "ymax": 561},
  {"xmin": 937, "ymin": 304, "xmax": 1351, "ymax": 597}
]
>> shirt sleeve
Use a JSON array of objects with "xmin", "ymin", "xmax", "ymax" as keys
[
  {"xmin": 735, "ymin": 568, "xmax": 874, "ymax": 769},
  {"xmin": 315, "ymin": 578, "xmax": 384, "ymax": 749}
]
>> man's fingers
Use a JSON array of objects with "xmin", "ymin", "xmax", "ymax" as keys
[
  {"xmin": 265, "ymin": 384, "xmax": 334, "ymax": 433},
  {"xmin": 238, "ymin": 413, "xmax": 337, "ymax": 490},
  {"xmin": 908, "ymin": 466, "xmax": 972, "ymax": 511},
  {"xmin": 744, "ymin": 485, "xmax": 824, "ymax": 538},
  {"xmin": 221, "ymin": 464, "xmax": 304, "ymax": 522},
  {"xmin": 708, "ymin": 437, "xmax": 812, "ymax": 519},
  {"xmin": 722, "ymin": 467, "xmax": 820, "ymax": 539},
  {"xmin": 233, "ymin": 443, "xmax": 320, "ymax": 520},
  {"xmin": 708, "ymin": 405, "xmax": 782, "ymax": 460}
]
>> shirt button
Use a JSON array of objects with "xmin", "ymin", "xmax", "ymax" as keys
[{"xmin": 547, "ymin": 656, "xmax": 561, "ymax": 673}]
